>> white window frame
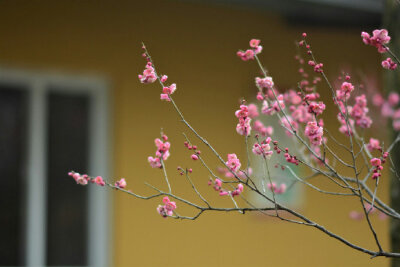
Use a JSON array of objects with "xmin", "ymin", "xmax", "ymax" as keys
[{"xmin": 0, "ymin": 68, "xmax": 112, "ymax": 267}]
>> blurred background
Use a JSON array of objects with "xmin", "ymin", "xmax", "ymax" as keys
[{"xmin": 0, "ymin": 0, "xmax": 393, "ymax": 266}]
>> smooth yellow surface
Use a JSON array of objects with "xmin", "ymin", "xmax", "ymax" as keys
[{"xmin": 0, "ymin": 1, "xmax": 390, "ymax": 266}]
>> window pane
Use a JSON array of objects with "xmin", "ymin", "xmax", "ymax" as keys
[
  {"xmin": 46, "ymin": 92, "xmax": 89, "ymax": 266},
  {"xmin": 0, "ymin": 86, "xmax": 28, "ymax": 266}
]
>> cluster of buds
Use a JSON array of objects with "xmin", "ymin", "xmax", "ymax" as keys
[
  {"xmin": 177, "ymin": 166, "xmax": 193, "ymax": 176},
  {"xmin": 308, "ymin": 60, "xmax": 323, "ymax": 73},
  {"xmin": 148, "ymin": 134, "xmax": 170, "ymax": 168},
  {"xmin": 370, "ymin": 156, "xmax": 385, "ymax": 180},
  {"xmin": 283, "ymin": 147, "xmax": 299, "ymax": 165},
  {"xmin": 237, "ymin": 39, "xmax": 262, "ymax": 61},
  {"xmin": 184, "ymin": 141, "xmax": 201, "ymax": 160},
  {"xmin": 156, "ymin": 196, "xmax": 177, "ymax": 218},
  {"xmin": 208, "ymin": 178, "xmax": 244, "ymax": 197}
]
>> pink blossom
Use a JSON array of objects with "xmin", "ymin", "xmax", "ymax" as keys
[
  {"xmin": 247, "ymin": 104, "xmax": 259, "ymax": 118},
  {"xmin": 148, "ymin": 156, "xmax": 161, "ymax": 168},
  {"xmin": 226, "ymin": 154, "xmax": 241, "ymax": 173},
  {"xmin": 253, "ymin": 120, "xmax": 273, "ymax": 136},
  {"xmin": 138, "ymin": 63, "xmax": 157, "ymax": 84},
  {"xmin": 157, "ymin": 196, "xmax": 177, "ymax": 218},
  {"xmin": 339, "ymin": 119, "xmax": 354, "ymax": 136},
  {"xmin": 338, "ymin": 82, "xmax": 354, "ymax": 100},
  {"xmin": 115, "ymin": 178, "xmax": 127, "ymax": 189},
  {"xmin": 291, "ymin": 105, "xmax": 313, "ymax": 124},
  {"xmin": 372, "ymin": 94, "xmax": 384, "ymax": 107},
  {"xmin": 305, "ymin": 121, "xmax": 323, "ymax": 146},
  {"xmin": 237, "ymin": 49, "xmax": 255, "ymax": 61},
  {"xmin": 219, "ymin": 191, "xmax": 229, "ymax": 196},
  {"xmin": 69, "ymin": 172, "xmax": 89, "ymax": 185},
  {"xmin": 370, "ymin": 158, "xmax": 381, "ymax": 166},
  {"xmin": 231, "ymin": 183, "xmax": 244, "ymax": 196},
  {"xmin": 267, "ymin": 183, "xmax": 287, "ymax": 194},
  {"xmin": 148, "ymin": 135, "xmax": 171, "ymax": 169},
  {"xmin": 252, "ymin": 137, "xmax": 273, "ymax": 158},
  {"xmin": 367, "ymin": 138, "xmax": 381, "ymax": 152},
  {"xmin": 235, "ymin": 104, "xmax": 251, "ymax": 136},
  {"xmin": 160, "ymin": 84, "xmax": 177, "ymax": 101},
  {"xmin": 249, "ymin": 39, "xmax": 260, "ymax": 48},
  {"xmin": 388, "ymin": 92, "xmax": 400, "ymax": 106},
  {"xmin": 361, "ymin": 29, "xmax": 391, "ymax": 53},
  {"xmin": 382, "ymin": 58, "xmax": 398, "ymax": 70},
  {"xmin": 308, "ymin": 101, "xmax": 326, "ymax": 115},
  {"xmin": 281, "ymin": 116, "xmax": 298, "ymax": 137},
  {"xmin": 160, "ymin": 75, "xmax": 168, "ymax": 83},
  {"xmin": 262, "ymin": 95, "xmax": 285, "ymax": 115},
  {"xmin": 349, "ymin": 211, "xmax": 364, "ymax": 220},
  {"xmin": 255, "ymin": 77, "xmax": 274, "ymax": 90},
  {"xmin": 191, "ymin": 154, "xmax": 199, "ymax": 160},
  {"xmin": 381, "ymin": 102, "xmax": 394, "ymax": 117},
  {"xmin": 94, "ymin": 176, "xmax": 105, "ymax": 186}
]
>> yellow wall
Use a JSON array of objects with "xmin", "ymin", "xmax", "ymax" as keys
[{"xmin": 0, "ymin": 1, "xmax": 390, "ymax": 266}]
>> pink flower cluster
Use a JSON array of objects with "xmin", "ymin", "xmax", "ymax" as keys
[
  {"xmin": 183, "ymin": 141, "xmax": 202, "ymax": 161},
  {"xmin": 148, "ymin": 134, "xmax": 170, "ymax": 168},
  {"xmin": 372, "ymin": 92, "xmax": 400, "ymax": 131},
  {"xmin": 307, "ymin": 101, "xmax": 326, "ymax": 115},
  {"xmin": 305, "ymin": 121, "xmax": 323, "ymax": 146},
  {"xmin": 225, "ymin": 153, "xmax": 241, "ymax": 173},
  {"xmin": 267, "ymin": 183, "xmax": 287, "ymax": 194},
  {"xmin": 68, "ymin": 172, "xmax": 105, "ymax": 186},
  {"xmin": 382, "ymin": 58, "xmax": 397, "ymax": 70},
  {"xmin": 308, "ymin": 60, "xmax": 323, "ymax": 73},
  {"xmin": 138, "ymin": 62, "xmax": 157, "ymax": 84},
  {"xmin": 261, "ymin": 95, "xmax": 285, "ymax": 115},
  {"xmin": 252, "ymin": 137, "xmax": 273, "ymax": 158},
  {"xmin": 337, "ymin": 82, "xmax": 354, "ymax": 101},
  {"xmin": 253, "ymin": 120, "xmax": 273, "ymax": 136},
  {"xmin": 361, "ymin": 29, "xmax": 391, "ymax": 53},
  {"xmin": 255, "ymin": 76, "xmax": 274, "ymax": 90},
  {"xmin": 350, "ymin": 95, "xmax": 372, "ymax": 128},
  {"xmin": 235, "ymin": 104, "xmax": 251, "ymax": 136},
  {"xmin": 237, "ymin": 39, "xmax": 262, "ymax": 61},
  {"xmin": 156, "ymin": 196, "xmax": 177, "ymax": 218},
  {"xmin": 283, "ymin": 147, "xmax": 299, "ymax": 165},
  {"xmin": 160, "ymin": 83, "xmax": 177, "ymax": 101}
]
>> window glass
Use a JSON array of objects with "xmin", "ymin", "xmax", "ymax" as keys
[{"xmin": 46, "ymin": 92, "xmax": 90, "ymax": 266}]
